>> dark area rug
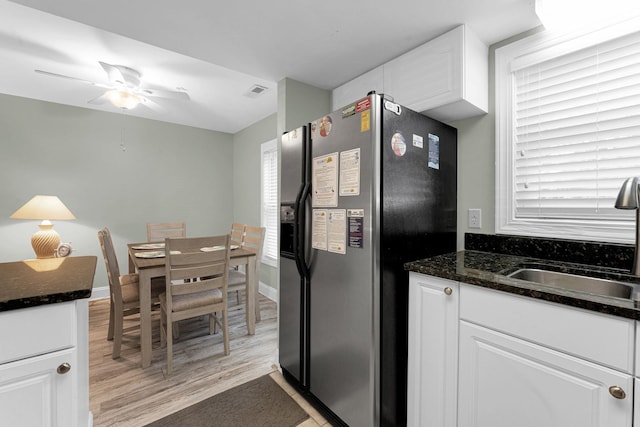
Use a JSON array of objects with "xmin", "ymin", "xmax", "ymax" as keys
[{"xmin": 144, "ymin": 374, "xmax": 309, "ymax": 427}]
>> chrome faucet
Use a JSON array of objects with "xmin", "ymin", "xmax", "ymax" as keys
[{"xmin": 615, "ymin": 177, "xmax": 640, "ymax": 275}]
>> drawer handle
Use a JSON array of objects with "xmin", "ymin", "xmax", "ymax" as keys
[
  {"xmin": 444, "ymin": 287, "xmax": 453, "ymax": 296},
  {"xmin": 609, "ymin": 386, "xmax": 626, "ymax": 399},
  {"xmin": 57, "ymin": 363, "xmax": 71, "ymax": 375}
]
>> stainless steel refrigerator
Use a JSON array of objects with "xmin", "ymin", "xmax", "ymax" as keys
[{"xmin": 279, "ymin": 93, "xmax": 457, "ymax": 427}]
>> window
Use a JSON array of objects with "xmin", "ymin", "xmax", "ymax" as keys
[
  {"xmin": 495, "ymin": 17, "xmax": 640, "ymax": 243},
  {"xmin": 261, "ymin": 139, "xmax": 278, "ymax": 266}
]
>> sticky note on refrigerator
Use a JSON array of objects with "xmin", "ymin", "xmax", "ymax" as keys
[{"xmin": 428, "ymin": 133, "xmax": 440, "ymax": 170}]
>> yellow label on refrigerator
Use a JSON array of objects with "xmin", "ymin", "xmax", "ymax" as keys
[{"xmin": 361, "ymin": 109, "xmax": 370, "ymax": 132}]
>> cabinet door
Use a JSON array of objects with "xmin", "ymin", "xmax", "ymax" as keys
[
  {"xmin": 634, "ymin": 378, "xmax": 640, "ymax": 427},
  {"xmin": 0, "ymin": 348, "xmax": 76, "ymax": 427},
  {"xmin": 407, "ymin": 273, "xmax": 459, "ymax": 427},
  {"xmin": 331, "ymin": 66, "xmax": 384, "ymax": 111},
  {"xmin": 458, "ymin": 321, "xmax": 633, "ymax": 427}
]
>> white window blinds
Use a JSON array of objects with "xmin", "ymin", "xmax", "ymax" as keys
[
  {"xmin": 512, "ymin": 29, "xmax": 640, "ymax": 221},
  {"xmin": 261, "ymin": 139, "xmax": 278, "ymax": 265}
]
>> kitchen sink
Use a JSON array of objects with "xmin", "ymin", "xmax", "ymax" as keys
[{"xmin": 506, "ymin": 267, "xmax": 640, "ymax": 300}]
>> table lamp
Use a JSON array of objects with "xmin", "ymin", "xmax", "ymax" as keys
[{"xmin": 10, "ymin": 195, "xmax": 76, "ymax": 259}]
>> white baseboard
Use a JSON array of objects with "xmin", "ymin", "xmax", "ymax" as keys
[
  {"xmin": 90, "ymin": 286, "xmax": 109, "ymax": 301},
  {"xmin": 259, "ymin": 281, "xmax": 278, "ymax": 302},
  {"xmin": 91, "ymin": 282, "xmax": 278, "ymax": 302}
]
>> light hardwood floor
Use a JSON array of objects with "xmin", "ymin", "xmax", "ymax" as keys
[{"xmin": 89, "ymin": 295, "xmax": 328, "ymax": 427}]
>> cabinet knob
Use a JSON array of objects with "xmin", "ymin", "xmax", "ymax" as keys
[
  {"xmin": 444, "ymin": 287, "xmax": 453, "ymax": 296},
  {"xmin": 609, "ymin": 385, "xmax": 626, "ymax": 399},
  {"xmin": 57, "ymin": 362, "xmax": 71, "ymax": 375}
]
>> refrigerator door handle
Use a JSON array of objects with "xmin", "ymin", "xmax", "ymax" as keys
[
  {"xmin": 293, "ymin": 184, "xmax": 304, "ymax": 276},
  {"xmin": 293, "ymin": 125, "xmax": 311, "ymax": 279},
  {"xmin": 295, "ymin": 126, "xmax": 312, "ymax": 280},
  {"xmin": 294, "ymin": 180, "xmax": 311, "ymax": 279}
]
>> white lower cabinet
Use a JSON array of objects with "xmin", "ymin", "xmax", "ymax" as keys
[
  {"xmin": 635, "ymin": 322, "xmax": 640, "ymax": 427},
  {"xmin": 0, "ymin": 348, "xmax": 77, "ymax": 427},
  {"xmin": 635, "ymin": 379, "xmax": 640, "ymax": 427},
  {"xmin": 458, "ymin": 320, "xmax": 632, "ymax": 427},
  {"xmin": 408, "ymin": 273, "xmax": 636, "ymax": 427},
  {"xmin": 0, "ymin": 300, "xmax": 91, "ymax": 427},
  {"xmin": 407, "ymin": 273, "xmax": 458, "ymax": 427}
]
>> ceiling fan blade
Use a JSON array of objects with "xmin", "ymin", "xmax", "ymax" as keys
[
  {"xmin": 35, "ymin": 69, "xmax": 111, "ymax": 89},
  {"xmin": 99, "ymin": 61, "xmax": 126, "ymax": 85},
  {"xmin": 87, "ymin": 94, "xmax": 110, "ymax": 105},
  {"xmin": 99, "ymin": 61, "xmax": 141, "ymax": 88},
  {"xmin": 138, "ymin": 95, "xmax": 165, "ymax": 112},
  {"xmin": 140, "ymin": 87, "xmax": 190, "ymax": 101}
]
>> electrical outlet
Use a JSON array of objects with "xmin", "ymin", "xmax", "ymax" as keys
[{"xmin": 468, "ymin": 208, "xmax": 482, "ymax": 229}]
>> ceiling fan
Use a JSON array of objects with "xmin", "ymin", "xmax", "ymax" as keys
[{"xmin": 35, "ymin": 61, "xmax": 190, "ymax": 110}]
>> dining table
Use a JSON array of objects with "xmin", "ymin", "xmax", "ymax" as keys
[{"xmin": 127, "ymin": 242, "xmax": 258, "ymax": 368}]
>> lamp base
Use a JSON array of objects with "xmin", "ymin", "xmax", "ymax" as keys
[{"xmin": 31, "ymin": 221, "xmax": 60, "ymax": 259}]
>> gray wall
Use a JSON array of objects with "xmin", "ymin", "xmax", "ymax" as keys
[
  {"xmin": 232, "ymin": 113, "xmax": 278, "ymax": 289},
  {"xmin": 449, "ymin": 27, "xmax": 542, "ymax": 250},
  {"xmin": 0, "ymin": 93, "xmax": 234, "ymax": 289},
  {"xmin": 277, "ymin": 78, "xmax": 331, "ymax": 136},
  {"xmin": 450, "ymin": 106, "xmax": 495, "ymax": 249}
]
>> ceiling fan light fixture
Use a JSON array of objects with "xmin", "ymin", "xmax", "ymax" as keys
[{"xmin": 105, "ymin": 89, "xmax": 141, "ymax": 109}]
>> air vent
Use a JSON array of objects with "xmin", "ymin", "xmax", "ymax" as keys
[{"xmin": 244, "ymin": 84, "xmax": 269, "ymax": 98}]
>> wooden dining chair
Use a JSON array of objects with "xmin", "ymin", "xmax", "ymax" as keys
[
  {"xmin": 146, "ymin": 222, "xmax": 186, "ymax": 242},
  {"xmin": 160, "ymin": 235, "xmax": 231, "ymax": 375},
  {"xmin": 98, "ymin": 227, "xmax": 165, "ymax": 359},
  {"xmin": 228, "ymin": 225, "xmax": 265, "ymax": 321},
  {"xmin": 230, "ymin": 223, "xmax": 245, "ymax": 248}
]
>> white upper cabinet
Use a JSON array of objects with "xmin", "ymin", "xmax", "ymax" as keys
[
  {"xmin": 332, "ymin": 66, "xmax": 384, "ymax": 111},
  {"xmin": 385, "ymin": 25, "xmax": 488, "ymax": 122},
  {"xmin": 332, "ymin": 25, "xmax": 488, "ymax": 122}
]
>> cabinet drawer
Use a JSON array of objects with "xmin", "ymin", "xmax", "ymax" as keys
[
  {"xmin": 0, "ymin": 302, "xmax": 76, "ymax": 364},
  {"xmin": 460, "ymin": 284, "xmax": 635, "ymax": 373}
]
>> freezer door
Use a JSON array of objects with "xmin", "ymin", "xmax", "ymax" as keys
[
  {"xmin": 279, "ymin": 127, "xmax": 308, "ymax": 386},
  {"xmin": 308, "ymin": 98, "xmax": 376, "ymax": 427},
  {"xmin": 279, "ymin": 252, "xmax": 304, "ymax": 383},
  {"xmin": 281, "ymin": 126, "xmax": 307, "ymax": 204}
]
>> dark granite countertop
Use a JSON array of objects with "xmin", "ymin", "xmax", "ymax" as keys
[
  {"xmin": 405, "ymin": 250, "xmax": 640, "ymax": 320},
  {"xmin": 0, "ymin": 256, "xmax": 96, "ymax": 311}
]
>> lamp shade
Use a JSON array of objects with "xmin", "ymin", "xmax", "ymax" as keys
[
  {"xmin": 10, "ymin": 195, "xmax": 76, "ymax": 220},
  {"xmin": 10, "ymin": 195, "xmax": 75, "ymax": 259}
]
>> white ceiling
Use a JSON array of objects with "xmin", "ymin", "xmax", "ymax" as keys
[{"xmin": 1, "ymin": 0, "xmax": 540, "ymax": 134}]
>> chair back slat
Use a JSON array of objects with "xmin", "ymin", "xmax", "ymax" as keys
[
  {"xmin": 241, "ymin": 226, "xmax": 265, "ymax": 259},
  {"xmin": 98, "ymin": 227, "xmax": 123, "ymax": 303},
  {"xmin": 169, "ymin": 249, "xmax": 226, "ymax": 267},
  {"xmin": 230, "ymin": 223, "xmax": 245, "ymax": 247},
  {"xmin": 147, "ymin": 222, "xmax": 186, "ymax": 242}
]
